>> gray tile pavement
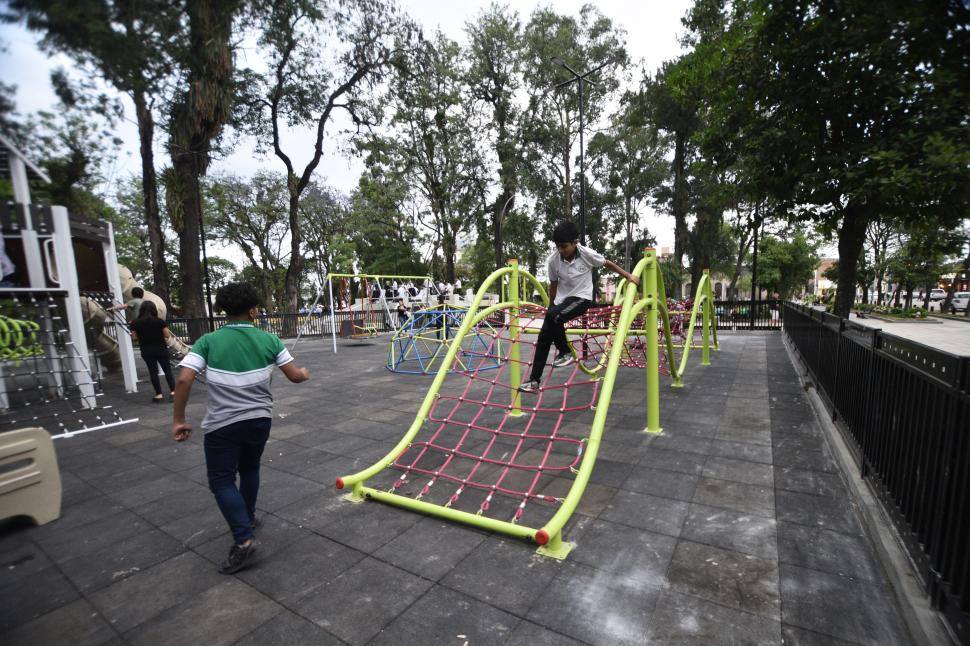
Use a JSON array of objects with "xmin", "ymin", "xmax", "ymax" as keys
[{"xmin": 0, "ymin": 333, "xmax": 914, "ymax": 644}]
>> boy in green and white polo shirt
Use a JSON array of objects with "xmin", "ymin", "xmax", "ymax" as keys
[{"xmin": 173, "ymin": 282, "xmax": 309, "ymax": 574}]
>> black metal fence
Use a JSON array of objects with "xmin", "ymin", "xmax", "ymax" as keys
[
  {"xmin": 783, "ymin": 303, "xmax": 970, "ymax": 644},
  {"xmin": 712, "ymin": 299, "xmax": 783, "ymax": 330},
  {"xmin": 168, "ymin": 310, "xmax": 394, "ymax": 343}
]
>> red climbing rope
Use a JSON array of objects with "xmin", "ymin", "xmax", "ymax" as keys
[
  {"xmin": 388, "ymin": 303, "xmax": 607, "ymax": 522},
  {"xmin": 383, "ymin": 300, "xmax": 688, "ymax": 524}
]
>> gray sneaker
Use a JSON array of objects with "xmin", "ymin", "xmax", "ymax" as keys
[
  {"xmin": 219, "ymin": 541, "xmax": 257, "ymax": 574},
  {"xmin": 552, "ymin": 353, "xmax": 575, "ymax": 368},
  {"xmin": 517, "ymin": 380, "xmax": 541, "ymax": 394}
]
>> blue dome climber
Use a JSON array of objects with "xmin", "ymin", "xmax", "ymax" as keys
[{"xmin": 386, "ymin": 305, "xmax": 502, "ymax": 374}]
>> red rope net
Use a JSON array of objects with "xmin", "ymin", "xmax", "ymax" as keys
[
  {"xmin": 378, "ymin": 304, "xmax": 608, "ymax": 524},
  {"xmin": 373, "ymin": 300, "xmax": 700, "ymax": 525}
]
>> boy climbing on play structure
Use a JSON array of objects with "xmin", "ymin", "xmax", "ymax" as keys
[
  {"xmin": 518, "ymin": 220, "xmax": 640, "ymax": 394},
  {"xmin": 171, "ymin": 282, "xmax": 310, "ymax": 574}
]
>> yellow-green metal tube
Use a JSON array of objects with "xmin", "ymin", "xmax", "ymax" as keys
[
  {"xmin": 508, "ymin": 260, "xmax": 523, "ymax": 416},
  {"xmin": 644, "ymin": 249, "xmax": 662, "ymax": 434},
  {"xmin": 361, "ymin": 487, "xmax": 538, "ymax": 541},
  {"xmin": 652, "ymin": 261, "xmax": 681, "ymax": 386},
  {"xmin": 338, "ymin": 265, "xmax": 515, "ymax": 490},
  {"xmin": 702, "ymin": 269, "xmax": 711, "ymax": 365},
  {"xmin": 536, "ymin": 264, "xmax": 645, "ymax": 545}
]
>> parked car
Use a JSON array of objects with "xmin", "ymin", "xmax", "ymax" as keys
[
  {"xmin": 949, "ymin": 292, "xmax": 970, "ymax": 313},
  {"xmin": 930, "ymin": 288, "xmax": 946, "ymax": 301}
]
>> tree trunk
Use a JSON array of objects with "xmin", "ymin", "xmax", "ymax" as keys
[
  {"xmin": 442, "ymin": 231, "xmax": 456, "ymax": 283},
  {"xmin": 493, "ymin": 197, "xmax": 506, "ymax": 270},
  {"xmin": 167, "ymin": 0, "xmax": 239, "ymax": 322},
  {"xmin": 833, "ymin": 206, "xmax": 868, "ymax": 318},
  {"xmin": 943, "ymin": 247, "xmax": 969, "ymax": 312},
  {"xmin": 904, "ymin": 286, "xmax": 913, "ymax": 309},
  {"xmin": 133, "ymin": 89, "xmax": 169, "ymax": 306},
  {"xmin": 284, "ymin": 189, "xmax": 302, "ymax": 312},
  {"xmin": 923, "ymin": 283, "xmax": 932, "ymax": 310},
  {"xmin": 671, "ymin": 130, "xmax": 689, "ymax": 298},
  {"xmin": 624, "ymin": 195, "xmax": 632, "ymax": 271},
  {"xmin": 172, "ymin": 154, "xmax": 205, "ymax": 321}
]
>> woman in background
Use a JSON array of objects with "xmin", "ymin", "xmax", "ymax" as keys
[{"xmin": 129, "ymin": 301, "xmax": 176, "ymax": 402}]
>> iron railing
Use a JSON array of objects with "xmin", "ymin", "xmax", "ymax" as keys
[
  {"xmin": 784, "ymin": 303, "xmax": 970, "ymax": 644},
  {"xmin": 712, "ymin": 299, "xmax": 783, "ymax": 330},
  {"xmin": 168, "ymin": 310, "xmax": 394, "ymax": 343}
]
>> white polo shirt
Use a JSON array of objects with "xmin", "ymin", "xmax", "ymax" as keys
[{"xmin": 546, "ymin": 244, "xmax": 606, "ymax": 304}]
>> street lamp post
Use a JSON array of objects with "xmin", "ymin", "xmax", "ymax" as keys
[{"xmin": 552, "ymin": 57, "xmax": 611, "ymax": 245}]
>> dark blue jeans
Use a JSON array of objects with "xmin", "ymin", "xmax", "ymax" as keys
[{"xmin": 204, "ymin": 417, "xmax": 271, "ymax": 544}]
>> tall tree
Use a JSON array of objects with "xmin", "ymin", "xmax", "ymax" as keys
[
  {"xmin": 756, "ymin": 231, "xmax": 820, "ymax": 299},
  {"xmin": 348, "ymin": 171, "xmax": 425, "ymax": 276},
  {"xmin": 589, "ymin": 94, "xmax": 666, "ymax": 271},
  {"xmin": 642, "ymin": 61, "xmax": 700, "ymax": 284},
  {"xmin": 6, "ymin": 0, "xmax": 183, "ymax": 306},
  {"xmin": 167, "ymin": 0, "xmax": 242, "ymax": 318},
  {"xmin": 299, "ymin": 181, "xmax": 353, "ymax": 292},
  {"xmin": 465, "ymin": 5, "xmax": 526, "ymax": 269},
  {"xmin": 372, "ymin": 31, "xmax": 483, "ymax": 283},
  {"xmin": 206, "ymin": 172, "xmax": 291, "ymax": 309},
  {"xmin": 239, "ymin": 0, "xmax": 413, "ymax": 311},
  {"xmin": 709, "ymin": 0, "xmax": 970, "ymax": 317},
  {"xmin": 520, "ymin": 5, "xmax": 628, "ymax": 232}
]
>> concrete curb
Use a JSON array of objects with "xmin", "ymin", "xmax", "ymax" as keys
[{"xmin": 781, "ymin": 333, "xmax": 956, "ymax": 646}]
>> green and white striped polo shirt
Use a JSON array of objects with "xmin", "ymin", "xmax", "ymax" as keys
[{"xmin": 178, "ymin": 322, "xmax": 293, "ymax": 432}]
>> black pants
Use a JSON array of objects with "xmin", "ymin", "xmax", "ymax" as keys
[
  {"xmin": 141, "ymin": 345, "xmax": 175, "ymax": 395},
  {"xmin": 529, "ymin": 297, "xmax": 593, "ymax": 382}
]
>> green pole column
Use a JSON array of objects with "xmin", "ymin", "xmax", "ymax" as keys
[
  {"xmin": 644, "ymin": 249, "xmax": 662, "ymax": 434},
  {"xmin": 702, "ymin": 268, "xmax": 711, "ymax": 366},
  {"xmin": 508, "ymin": 259, "xmax": 523, "ymax": 416}
]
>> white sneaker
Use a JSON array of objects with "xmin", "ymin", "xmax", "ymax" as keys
[
  {"xmin": 517, "ymin": 380, "xmax": 541, "ymax": 394},
  {"xmin": 552, "ymin": 354, "xmax": 575, "ymax": 368}
]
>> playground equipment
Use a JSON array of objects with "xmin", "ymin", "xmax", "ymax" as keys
[
  {"xmin": 336, "ymin": 249, "xmax": 717, "ymax": 559},
  {"xmin": 326, "ymin": 273, "xmax": 438, "ymax": 352},
  {"xmin": 0, "ymin": 427, "xmax": 62, "ymax": 525},
  {"xmin": 386, "ymin": 304, "xmax": 502, "ymax": 375},
  {"xmin": 1, "ymin": 133, "xmax": 138, "ymax": 438}
]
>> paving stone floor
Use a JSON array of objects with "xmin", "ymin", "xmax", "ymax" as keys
[{"xmin": 0, "ymin": 332, "xmax": 913, "ymax": 645}]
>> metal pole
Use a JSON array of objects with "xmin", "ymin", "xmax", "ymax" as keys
[
  {"xmin": 750, "ymin": 203, "xmax": 760, "ymax": 331},
  {"xmin": 328, "ymin": 277, "xmax": 337, "ymax": 354},
  {"xmin": 508, "ymin": 259, "xmax": 523, "ymax": 417},
  {"xmin": 551, "ymin": 57, "xmax": 612, "ymax": 245},
  {"xmin": 644, "ymin": 248, "xmax": 661, "ymax": 434},
  {"xmin": 578, "ymin": 78, "xmax": 586, "ymax": 245}
]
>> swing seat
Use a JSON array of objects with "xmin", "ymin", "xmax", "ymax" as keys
[{"xmin": 350, "ymin": 323, "xmax": 378, "ymax": 339}]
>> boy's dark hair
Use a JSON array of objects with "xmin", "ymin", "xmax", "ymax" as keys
[
  {"xmin": 552, "ymin": 220, "xmax": 579, "ymax": 244},
  {"xmin": 216, "ymin": 282, "xmax": 260, "ymax": 316},
  {"xmin": 138, "ymin": 300, "xmax": 158, "ymax": 320},
  {"xmin": 131, "ymin": 287, "xmax": 144, "ymax": 299}
]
